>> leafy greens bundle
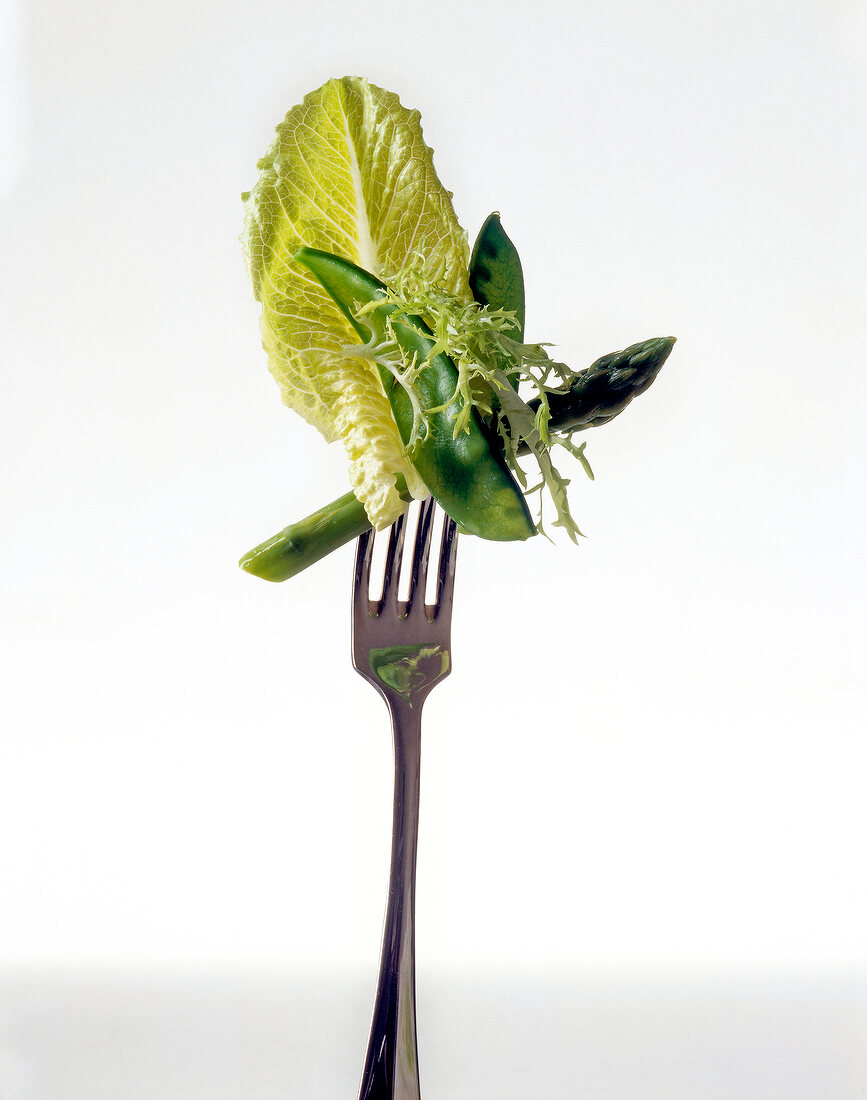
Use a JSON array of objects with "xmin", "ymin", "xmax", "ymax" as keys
[{"xmin": 241, "ymin": 76, "xmax": 674, "ymax": 581}]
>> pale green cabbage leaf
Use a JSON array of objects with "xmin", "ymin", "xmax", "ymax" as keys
[{"xmin": 242, "ymin": 76, "xmax": 471, "ymax": 528}]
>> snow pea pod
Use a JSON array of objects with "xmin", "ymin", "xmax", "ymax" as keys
[
  {"xmin": 294, "ymin": 247, "xmax": 535, "ymax": 542},
  {"xmin": 469, "ymin": 214, "xmax": 525, "ymax": 417},
  {"xmin": 469, "ymin": 212, "xmax": 525, "ymax": 342}
]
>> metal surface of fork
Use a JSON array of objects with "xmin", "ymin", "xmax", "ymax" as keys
[{"xmin": 352, "ymin": 498, "xmax": 458, "ymax": 1100}]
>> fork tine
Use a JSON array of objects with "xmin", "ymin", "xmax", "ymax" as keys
[
  {"xmin": 354, "ymin": 528, "xmax": 373, "ymax": 592},
  {"xmin": 379, "ymin": 511, "xmax": 406, "ymax": 610},
  {"xmin": 404, "ymin": 497, "xmax": 436, "ymax": 613},
  {"xmin": 431, "ymin": 514, "xmax": 458, "ymax": 620},
  {"xmin": 353, "ymin": 528, "xmax": 375, "ymax": 623}
]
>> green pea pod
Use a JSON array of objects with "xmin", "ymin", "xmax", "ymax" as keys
[
  {"xmin": 294, "ymin": 247, "xmax": 536, "ymax": 542},
  {"xmin": 469, "ymin": 212, "xmax": 525, "ymax": 342},
  {"xmin": 469, "ymin": 214, "xmax": 524, "ymax": 422}
]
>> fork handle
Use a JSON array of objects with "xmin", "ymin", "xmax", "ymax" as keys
[{"xmin": 358, "ymin": 696, "xmax": 424, "ymax": 1100}]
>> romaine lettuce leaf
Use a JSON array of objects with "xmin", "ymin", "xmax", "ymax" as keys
[{"xmin": 242, "ymin": 76, "xmax": 471, "ymax": 528}]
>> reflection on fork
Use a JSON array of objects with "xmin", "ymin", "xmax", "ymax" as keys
[{"xmin": 351, "ymin": 499, "xmax": 458, "ymax": 1100}]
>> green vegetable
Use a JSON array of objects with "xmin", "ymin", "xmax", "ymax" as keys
[
  {"xmin": 360, "ymin": 258, "xmax": 603, "ymax": 540},
  {"xmin": 239, "ymin": 79, "xmax": 678, "ymax": 583},
  {"xmin": 520, "ymin": 336, "xmax": 675, "ymax": 449},
  {"xmin": 240, "ymin": 334, "xmax": 674, "ymax": 582},
  {"xmin": 294, "ymin": 247, "xmax": 536, "ymax": 542},
  {"xmin": 469, "ymin": 212, "xmax": 525, "ymax": 342},
  {"xmin": 242, "ymin": 76, "xmax": 471, "ymax": 530},
  {"xmin": 240, "ymin": 489, "xmax": 374, "ymax": 583}
]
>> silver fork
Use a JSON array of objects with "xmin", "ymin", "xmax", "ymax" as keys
[{"xmin": 352, "ymin": 497, "xmax": 459, "ymax": 1100}]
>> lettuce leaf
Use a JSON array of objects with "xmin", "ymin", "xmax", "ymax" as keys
[{"xmin": 242, "ymin": 76, "xmax": 471, "ymax": 528}]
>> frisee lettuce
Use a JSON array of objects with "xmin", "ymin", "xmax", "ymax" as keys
[{"xmin": 349, "ymin": 257, "xmax": 594, "ymax": 541}]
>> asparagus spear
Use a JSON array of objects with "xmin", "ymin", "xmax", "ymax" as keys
[
  {"xmin": 524, "ymin": 335, "xmax": 675, "ymax": 437},
  {"xmin": 239, "ymin": 488, "xmax": 380, "ymax": 584},
  {"xmin": 240, "ymin": 335, "xmax": 675, "ymax": 582}
]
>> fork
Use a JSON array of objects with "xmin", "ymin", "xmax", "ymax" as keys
[{"xmin": 352, "ymin": 497, "xmax": 459, "ymax": 1100}]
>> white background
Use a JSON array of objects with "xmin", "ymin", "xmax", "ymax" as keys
[{"xmin": 2, "ymin": 0, "xmax": 866, "ymax": 1095}]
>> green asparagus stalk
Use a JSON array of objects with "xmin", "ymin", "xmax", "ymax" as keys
[
  {"xmin": 240, "ymin": 488, "xmax": 380, "ymax": 583},
  {"xmin": 524, "ymin": 335, "xmax": 675, "ymax": 439},
  {"xmin": 240, "ymin": 335, "xmax": 675, "ymax": 582}
]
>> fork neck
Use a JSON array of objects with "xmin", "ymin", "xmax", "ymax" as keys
[
  {"xmin": 387, "ymin": 695, "xmax": 424, "ymax": 898},
  {"xmin": 359, "ymin": 696, "xmax": 424, "ymax": 1100}
]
